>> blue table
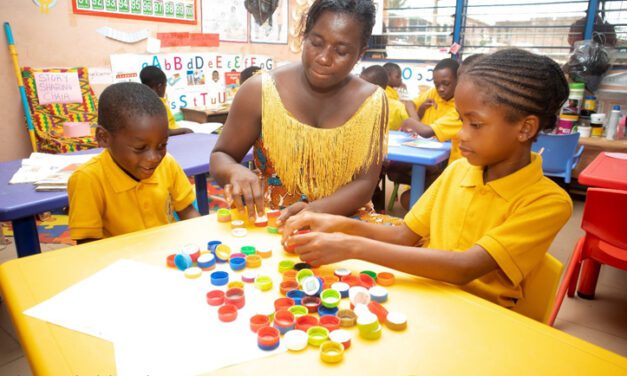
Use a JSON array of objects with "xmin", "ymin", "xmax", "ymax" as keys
[
  {"xmin": 0, "ymin": 133, "xmax": 246, "ymax": 258},
  {"xmin": 386, "ymin": 131, "xmax": 451, "ymax": 206}
]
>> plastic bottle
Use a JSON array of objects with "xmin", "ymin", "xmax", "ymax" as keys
[{"xmin": 605, "ymin": 105, "xmax": 622, "ymax": 140}]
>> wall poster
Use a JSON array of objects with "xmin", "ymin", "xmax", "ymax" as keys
[
  {"xmin": 72, "ymin": 0, "xmax": 197, "ymax": 25},
  {"xmin": 201, "ymin": 0, "xmax": 249, "ymax": 43},
  {"xmin": 250, "ymin": 0, "xmax": 288, "ymax": 44}
]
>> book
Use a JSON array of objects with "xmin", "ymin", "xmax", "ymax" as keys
[
  {"xmin": 402, "ymin": 139, "xmax": 445, "ymax": 149},
  {"xmin": 176, "ymin": 120, "xmax": 223, "ymax": 135},
  {"xmin": 34, "ymin": 163, "xmax": 82, "ymax": 191}
]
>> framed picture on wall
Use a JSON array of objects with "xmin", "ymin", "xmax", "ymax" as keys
[
  {"xmin": 201, "ymin": 0, "xmax": 249, "ymax": 43},
  {"xmin": 249, "ymin": 0, "xmax": 288, "ymax": 44},
  {"xmin": 72, "ymin": 0, "xmax": 197, "ymax": 25}
]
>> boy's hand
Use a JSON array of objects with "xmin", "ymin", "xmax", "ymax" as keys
[
  {"xmin": 417, "ymin": 99, "xmax": 436, "ymax": 118},
  {"xmin": 224, "ymin": 168, "xmax": 264, "ymax": 221},
  {"xmin": 280, "ymin": 211, "xmax": 346, "ymax": 245},
  {"xmin": 400, "ymin": 119, "xmax": 419, "ymax": 136},
  {"xmin": 287, "ymin": 231, "xmax": 357, "ymax": 267}
]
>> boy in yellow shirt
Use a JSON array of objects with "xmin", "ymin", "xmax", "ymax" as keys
[
  {"xmin": 282, "ymin": 49, "xmax": 573, "ymax": 309},
  {"xmin": 383, "ymin": 62, "xmax": 403, "ymax": 100},
  {"xmin": 402, "ymin": 58, "xmax": 462, "ymax": 164},
  {"xmin": 140, "ymin": 66, "xmax": 193, "ymax": 137},
  {"xmin": 359, "ymin": 65, "xmax": 408, "ymax": 131},
  {"xmin": 68, "ymin": 82, "xmax": 200, "ymax": 243}
]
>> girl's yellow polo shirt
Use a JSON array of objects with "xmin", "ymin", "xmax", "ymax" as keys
[
  {"xmin": 68, "ymin": 149, "xmax": 195, "ymax": 240},
  {"xmin": 404, "ymin": 153, "xmax": 572, "ymax": 308},
  {"xmin": 161, "ymin": 97, "xmax": 179, "ymax": 129},
  {"xmin": 412, "ymin": 88, "xmax": 462, "ymax": 164}
]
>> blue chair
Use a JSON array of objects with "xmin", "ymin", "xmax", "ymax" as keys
[{"xmin": 531, "ymin": 133, "xmax": 584, "ymax": 184}]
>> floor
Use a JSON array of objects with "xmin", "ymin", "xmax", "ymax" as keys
[{"xmin": 0, "ymin": 181, "xmax": 625, "ymax": 374}]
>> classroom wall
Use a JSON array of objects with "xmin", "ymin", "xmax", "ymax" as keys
[{"xmin": 0, "ymin": 0, "xmax": 301, "ymax": 162}]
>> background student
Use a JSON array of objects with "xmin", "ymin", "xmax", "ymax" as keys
[
  {"xmin": 283, "ymin": 49, "xmax": 573, "ymax": 309},
  {"xmin": 360, "ymin": 65, "xmax": 408, "ymax": 131},
  {"xmin": 68, "ymin": 82, "xmax": 199, "ymax": 244},
  {"xmin": 140, "ymin": 66, "xmax": 193, "ymax": 137}
]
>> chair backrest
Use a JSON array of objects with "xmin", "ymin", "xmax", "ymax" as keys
[
  {"xmin": 512, "ymin": 253, "xmax": 563, "ymax": 324},
  {"xmin": 582, "ymin": 188, "xmax": 627, "ymax": 249},
  {"xmin": 531, "ymin": 133, "xmax": 580, "ymax": 173}
]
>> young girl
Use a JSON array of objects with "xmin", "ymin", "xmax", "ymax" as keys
[{"xmin": 283, "ymin": 49, "xmax": 573, "ymax": 308}]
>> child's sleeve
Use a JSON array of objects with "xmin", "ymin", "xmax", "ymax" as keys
[
  {"xmin": 402, "ymin": 171, "xmax": 445, "ymax": 238},
  {"xmin": 412, "ymin": 89, "xmax": 431, "ymax": 109},
  {"xmin": 475, "ymin": 195, "xmax": 573, "ymax": 286},
  {"xmin": 168, "ymin": 157, "xmax": 196, "ymax": 212},
  {"xmin": 430, "ymin": 108, "xmax": 462, "ymax": 142},
  {"xmin": 68, "ymin": 170, "xmax": 105, "ymax": 240}
]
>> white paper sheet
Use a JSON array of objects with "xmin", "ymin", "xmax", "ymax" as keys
[
  {"xmin": 24, "ymin": 259, "xmax": 285, "ymax": 375},
  {"xmin": 96, "ymin": 27, "xmax": 150, "ymax": 44},
  {"xmin": 176, "ymin": 120, "xmax": 224, "ymax": 134}
]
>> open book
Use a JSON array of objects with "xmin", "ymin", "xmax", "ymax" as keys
[
  {"xmin": 34, "ymin": 163, "xmax": 83, "ymax": 191},
  {"xmin": 176, "ymin": 120, "xmax": 223, "ymax": 135},
  {"xmin": 402, "ymin": 138, "xmax": 445, "ymax": 149}
]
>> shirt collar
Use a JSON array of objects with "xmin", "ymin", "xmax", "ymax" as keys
[
  {"xmin": 101, "ymin": 149, "xmax": 159, "ymax": 193},
  {"xmin": 460, "ymin": 153, "xmax": 544, "ymax": 201}
]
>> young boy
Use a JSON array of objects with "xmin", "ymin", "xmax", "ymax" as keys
[
  {"xmin": 402, "ymin": 58, "xmax": 462, "ymax": 164},
  {"xmin": 282, "ymin": 49, "xmax": 573, "ymax": 309},
  {"xmin": 140, "ymin": 66, "xmax": 193, "ymax": 137},
  {"xmin": 239, "ymin": 65, "xmax": 261, "ymax": 85},
  {"xmin": 68, "ymin": 82, "xmax": 200, "ymax": 244},
  {"xmin": 360, "ymin": 65, "xmax": 408, "ymax": 131},
  {"xmin": 382, "ymin": 62, "xmax": 403, "ymax": 100}
]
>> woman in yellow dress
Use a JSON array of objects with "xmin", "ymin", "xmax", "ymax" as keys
[{"xmin": 210, "ymin": 0, "xmax": 393, "ymax": 225}]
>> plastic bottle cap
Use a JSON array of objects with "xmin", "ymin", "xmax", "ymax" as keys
[
  {"xmin": 210, "ymin": 271, "xmax": 229, "ymax": 286},
  {"xmin": 274, "ymin": 297, "xmax": 296, "ymax": 311},
  {"xmin": 320, "ymin": 288, "xmax": 341, "ymax": 308},
  {"xmin": 349, "ymin": 286, "xmax": 371, "ymax": 306},
  {"xmin": 206, "ymin": 290, "xmax": 225, "ymax": 306},
  {"xmin": 302, "ymin": 276, "xmax": 322, "ymax": 296},
  {"xmin": 174, "ymin": 253, "xmax": 193, "ymax": 271},
  {"xmin": 249, "ymin": 314, "xmax": 270, "ymax": 333},
  {"xmin": 307, "ymin": 326, "xmax": 329, "ymax": 347},
  {"xmin": 242, "ymin": 270, "xmax": 258, "ymax": 283},
  {"xmin": 337, "ymin": 309, "xmax": 357, "ymax": 327},
  {"xmin": 225, "ymin": 288, "xmax": 246, "ymax": 309},
  {"xmin": 319, "ymin": 315, "xmax": 341, "ymax": 332},
  {"xmin": 295, "ymin": 314, "xmax": 319, "ymax": 332},
  {"xmin": 284, "ymin": 329, "xmax": 308, "ymax": 351},
  {"xmin": 218, "ymin": 304, "xmax": 238, "ymax": 322},
  {"xmin": 278, "ymin": 260, "xmax": 296, "ymax": 273},
  {"xmin": 228, "ymin": 281, "xmax": 244, "ymax": 289},
  {"xmin": 386, "ymin": 311, "xmax": 408, "ymax": 331},
  {"xmin": 376, "ymin": 272, "xmax": 395, "ymax": 286},
  {"xmin": 288, "ymin": 305, "xmax": 308, "ymax": 318},
  {"xmin": 184, "ymin": 267, "xmax": 202, "ymax": 279},
  {"xmin": 296, "ymin": 268, "xmax": 315, "ymax": 284},
  {"xmin": 231, "ymin": 228, "xmax": 248, "ymax": 237},
  {"xmin": 320, "ymin": 340, "xmax": 344, "ymax": 363},
  {"xmin": 369, "ymin": 286, "xmax": 388, "ymax": 303},
  {"xmin": 329, "ymin": 329, "xmax": 352, "ymax": 350},
  {"xmin": 254, "ymin": 275, "xmax": 273, "ymax": 291}
]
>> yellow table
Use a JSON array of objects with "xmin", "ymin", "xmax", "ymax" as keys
[{"xmin": 1, "ymin": 215, "xmax": 625, "ymax": 375}]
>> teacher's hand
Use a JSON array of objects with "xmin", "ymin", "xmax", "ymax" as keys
[
  {"xmin": 286, "ymin": 231, "xmax": 357, "ymax": 267},
  {"xmin": 280, "ymin": 211, "xmax": 346, "ymax": 246},
  {"xmin": 224, "ymin": 167, "xmax": 265, "ymax": 221}
]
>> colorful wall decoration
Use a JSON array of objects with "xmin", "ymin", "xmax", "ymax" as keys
[{"xmin": 72, "ymin": 0, "xmax": 197, "ymax": 25}]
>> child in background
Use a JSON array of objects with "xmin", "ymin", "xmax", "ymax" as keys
[
  {"xmin": 360, "ymin": 65, "xmax": 408, "ymax": 131},
  {"xmin": 402, "ymin": 58, "xmax": 462, "ymax": 164},
  {"xmin": 68, "ymin": 82, "xmax": 199, "ymax": 244},
  {"xmin": 283, "ymin": 49, "xmax": 573, "ymax": 309},
  {"xmin": 239, "ymin": 65, "xmax": 261, "ymax": 85},
  {"xmin": 140, "ymin": 66, "xmax": 193, "ymax": 137},
  {"xmin": 383, "ymin": 62, "xmax": 403, "ymax": 100}
]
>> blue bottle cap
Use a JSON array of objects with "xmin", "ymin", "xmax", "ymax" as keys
[
  {"xmin": 207, "ymin": 240, "xmax": 222, "ymax": 254},
  {"xmin": 317, "ymin": 305, "xmax": 339, "ymax": 316},
  {"xmin": 174, "ymin": 253, "xmax": 192, "ymax": 271},
  {"xmin": 210, "ymin": 271, "xmax": 230, "ymax": 286},
  {"xmin": 286, "ymin": 289, "xmax": 305, "ymax": 305},
  {"xmin": 229, "ymin": 257, "xmax": 246, "ymax": 271}
]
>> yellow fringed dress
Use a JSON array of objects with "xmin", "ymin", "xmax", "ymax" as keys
[{"xmin": 253, "ymin": 73, "xmax": 390, "ymax": 215}]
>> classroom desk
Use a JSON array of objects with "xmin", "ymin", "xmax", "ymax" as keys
[
  {"xmin": 181, "ymin": 106, "xmax": 229, "ymax": 124},
  {"xmin": 386, "ymin": 131, "xmax": 451, "ymax": 206},
  {"xmin": 0, "ymin": 215, "xmax": 625, "ymax": 375},
  {"xmin": 0, "ymin": 133, "xmax": 247, "ymax": 258},
  {"xmin": 573, "ymin": 152, "xmax": 627, "ymax": 298}
]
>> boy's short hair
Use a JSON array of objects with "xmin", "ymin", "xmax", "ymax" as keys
[
  {"xmin": 360, "ymin": 65, "xmax": 388, "ymax": 89},
  {"xmin": 240, "ymin": 66, "xmax": 261, "ymax": 84},
  {"xmin": 383, "ymin": 62, "xmax": 401, "ymax": 75},
  {"xmin": 98, "ymin": 82, "xmax": 166, "ymax": 133},
  {"xmin": 139, "ymin": 66, "xmax": 166, "ymax": 89},
  {"xmin": 434, "ymin": 58, "xmax": 460, "ymax": 77}
]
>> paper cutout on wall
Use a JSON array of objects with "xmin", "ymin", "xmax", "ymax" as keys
[
  {"xmin": 34, "ymin": 72, "xmax": 83, "ymax": 105},
  {"xmin": 87, "ymin": 67, "xmax": 114, "ymax": 85},
  {"xmin": 146, "ymin": 38, "xmax": 161, "ymax": 54},
  {"xmin": 96, "ymin": 27, "xmax": 150, "ymax": 44},
  {"xmin": 32, "ymin": 0, "xmax": 58, "ymax": 14},
  {"xmin": 157, "ymin": 32, "xmax": 219, "ymax": 47}
]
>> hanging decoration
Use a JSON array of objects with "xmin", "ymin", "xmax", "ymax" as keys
[
  {"xmin": 32, "ymin": 0, "xmax": 58, "ymax": 14},
  {"xmin": 245, "ymin": 0, "xmax": 279, "ymax": 26}
]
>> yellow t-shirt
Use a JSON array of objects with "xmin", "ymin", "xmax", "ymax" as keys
[
  {"xmin": 161, "ymin": 97, "xmax": 178, "ymax": 129},
  {"xmin": 413, "ymin": 88, "xmax": 462, "ymax": 164},
  {"xmin": 385, "ymin": 85, "xmax": 400, "ymax": 101},
  {"xmin": 404, "ymin": 153, "xmax": 572, "ymax": 308},
  {"xmin": 68, "ymin": 149, "xmax": 195, "ymax": 240},
  {"xmin": 387, "ymin": 98, "xmax": 409, "ymax": 131}
]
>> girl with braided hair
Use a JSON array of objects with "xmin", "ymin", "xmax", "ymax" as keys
[{"xmin": 282, "ymin": 49, "xmax": 573, "ymax": 310}]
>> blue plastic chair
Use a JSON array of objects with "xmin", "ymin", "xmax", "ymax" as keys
[{"xmin": 531, "ymin": 133, "xmax": 584, "ymax": 184}]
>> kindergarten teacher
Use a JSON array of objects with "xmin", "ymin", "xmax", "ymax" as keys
[{"xmin": 210, "ymin": 0, "xmax": 388, "ymax": 224}]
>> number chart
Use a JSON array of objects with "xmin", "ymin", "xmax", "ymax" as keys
[{"xmin": 72, "ymin": 0, "xmax": 196, "ymax": 25}]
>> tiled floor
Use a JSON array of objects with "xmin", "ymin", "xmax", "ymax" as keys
[{"xmin": 0, "ymin": 182, "xmax": 625, "ymax": 374}]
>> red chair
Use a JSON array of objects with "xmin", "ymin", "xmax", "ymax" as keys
[{"xmin": 548, "ymin": 188, "xmax": 627, "ymax": 326}]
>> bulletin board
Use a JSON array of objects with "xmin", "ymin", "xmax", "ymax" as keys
[{"xmin": 72, "ymin": 0, "xmax": 197, "ymax": 25}]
